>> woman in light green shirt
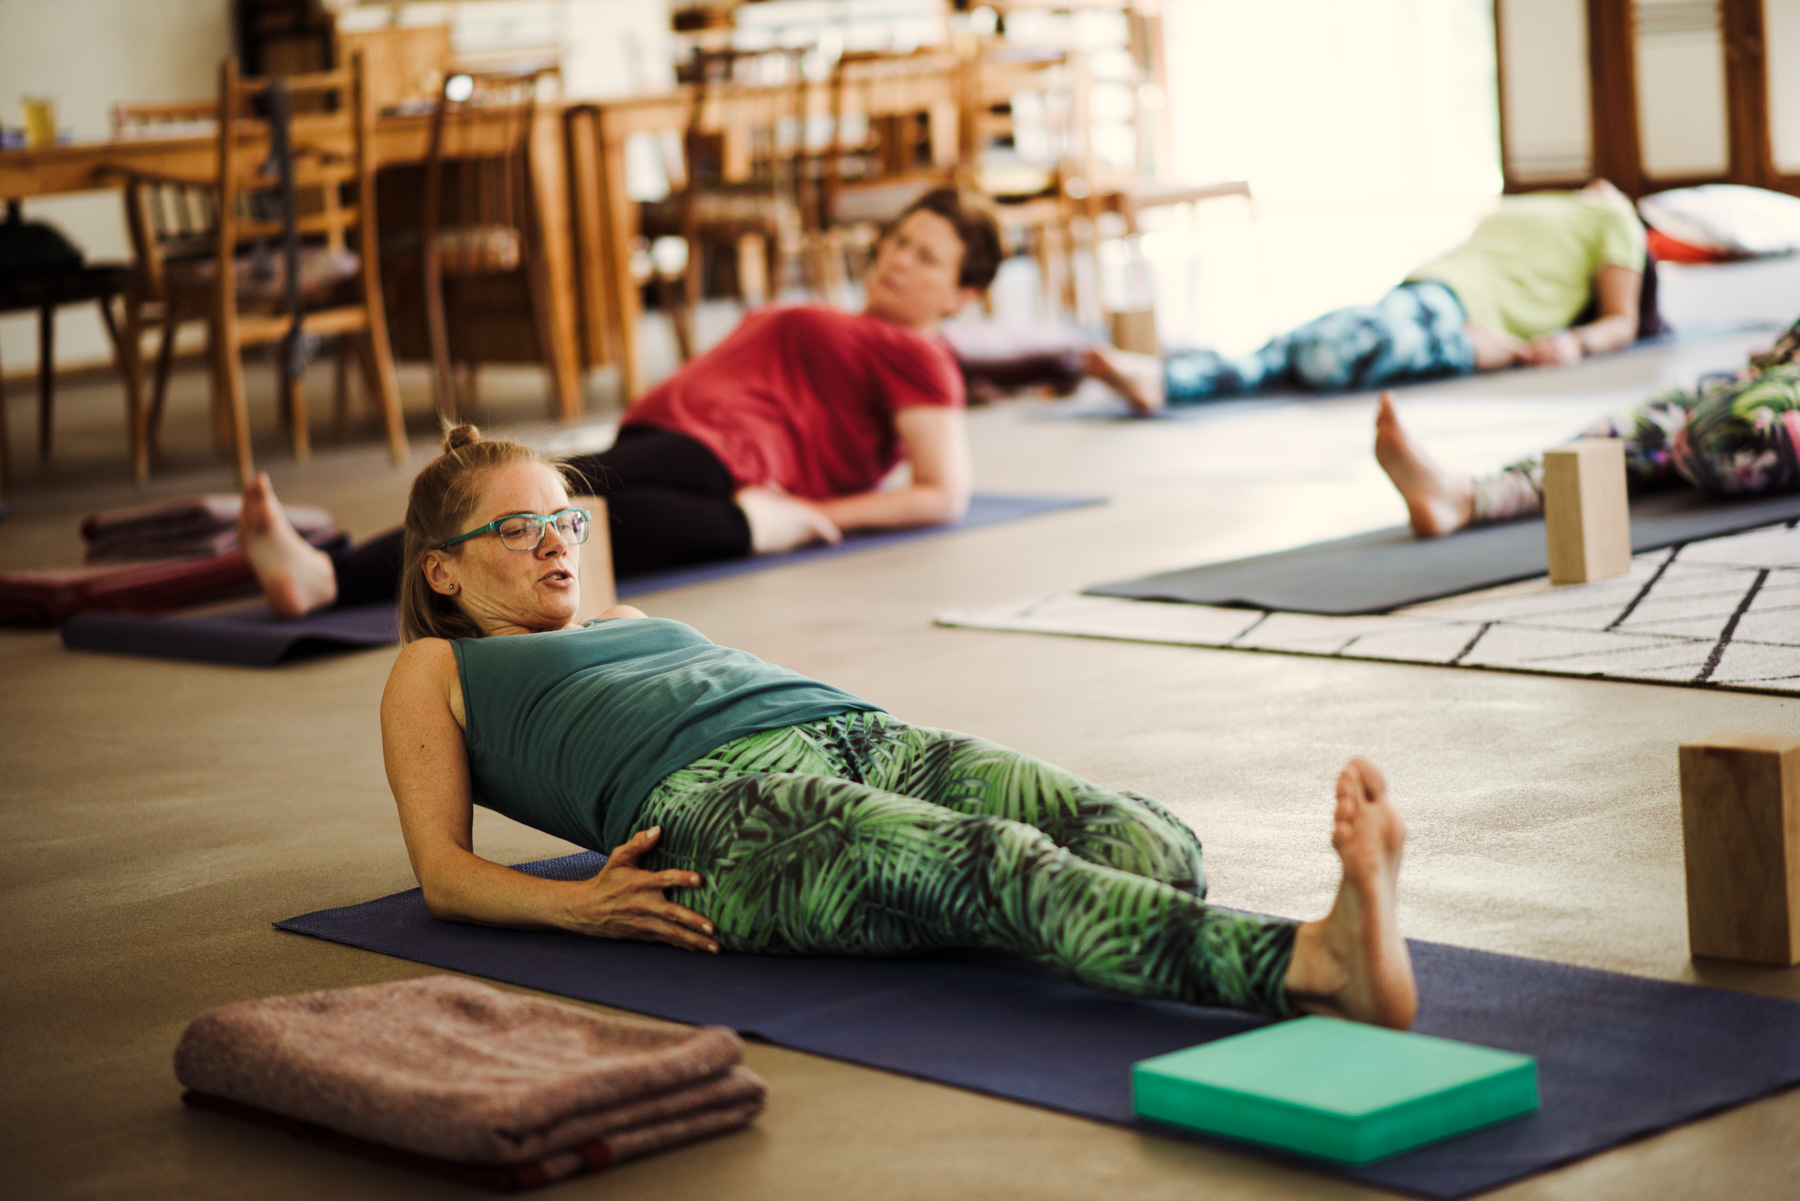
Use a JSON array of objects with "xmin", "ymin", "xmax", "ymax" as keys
[{"xmin": 1087, "ymin": 180, "xmax": 1647, "ymax": 414}]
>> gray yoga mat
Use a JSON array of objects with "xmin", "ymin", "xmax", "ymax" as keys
[{"xmin": 1087, "ymin": 490, "xmax": 1800, "ymax": 615}]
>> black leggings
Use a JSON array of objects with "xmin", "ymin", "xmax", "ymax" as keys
[{"xmin": 328, "ymin": 427, "xmax": 752, "ymax": 605}]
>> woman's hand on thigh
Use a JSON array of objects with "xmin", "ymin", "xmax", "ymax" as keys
[{"xmin": 564, "ymin": 827, "xmax": 719, "ymax": 952}]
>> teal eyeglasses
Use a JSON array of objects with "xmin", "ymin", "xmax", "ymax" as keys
[{"xmin": 437, "ymin": 508, "xmax": 592, "ymax": 551}]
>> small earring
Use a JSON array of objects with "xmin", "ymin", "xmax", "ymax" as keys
[{"xmin": 447, "ymin": 584, "xmax": 457, "ymax": 593}]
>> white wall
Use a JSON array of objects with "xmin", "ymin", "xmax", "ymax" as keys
[{"xmin": 0, "ymin": 0, "xmax": 233, "ymax": 374}]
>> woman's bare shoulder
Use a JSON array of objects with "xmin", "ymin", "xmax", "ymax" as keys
[{"xmin": 383, "ymin": 638, "xmax": 461, "ymax": 716}]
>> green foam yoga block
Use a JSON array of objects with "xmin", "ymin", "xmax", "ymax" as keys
[{"xmin": 1132, "ymin": 1016, "xmax": 1539, "ymax": 1164}]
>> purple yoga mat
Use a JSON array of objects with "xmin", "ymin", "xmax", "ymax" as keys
[
  {"xmin": 62, "ymin": 603, "xmax": 399, "ymax": 667},
  {"xmin": 278, "ymin": 852, "xmax": 1800, "ymax": 1199},
  {"xmin": 55, "ymin": 493, "xmax": 1102, "ymax": 666}
]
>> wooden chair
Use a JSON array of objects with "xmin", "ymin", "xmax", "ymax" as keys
[
  {"xmin": 958, "ymin": 41, "xmax": 1089, "ymax": 318},
  {"xmin": 113, "ymin": 99, "xmax": 228, "ymax": 476},
  {"xmin": 654, "ymin": 49, "xmax": 813, "ymax": 358},
  {"xmin": 412, "ymin": 66, "xmax": 560, "ymax": 421},
  {"xmin": 116, "ymin": 57, "xmax": 406, "ymax": 485},
  {"xmin": 807, "ymin": 49, "xmax": 961, "ymax": 300}
]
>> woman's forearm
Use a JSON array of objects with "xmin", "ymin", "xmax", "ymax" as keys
[
  {"xmin": 416, "ymin": 847, "xmax": 582, "ymax": 930},
  {"xmin": 1574, "ymin": 313, "xmax": 1636, "ymax": 356},
  {"xmin": 819, "ymin": 483, "xmax": 969, "ymax": 531}
]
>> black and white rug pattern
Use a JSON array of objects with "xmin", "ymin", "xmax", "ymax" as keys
[{"xmin": 937, "ymin": 521, "xmax": 1800, "ymax": 696}]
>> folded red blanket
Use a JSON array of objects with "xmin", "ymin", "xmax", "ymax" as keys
[
  {"xmin": 0, "ymin": 555, "xmax": 256, "ymax": 626},
  {"xmin": 80, "ymin": 493, "xmax": 334, "ymax": 562},
  {"xmin": 173, "ymin": 975, "xmax": 765, "ymax": 1168}
]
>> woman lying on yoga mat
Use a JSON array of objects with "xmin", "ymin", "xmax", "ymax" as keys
[
  {"xmin": 1376, "ymin": 313, "xmax": 1800, "ymax": 535},
  {"xmin": 238, "ymin": 189, "xmax": 1004, "ymax": 618},
  {"xmin": 1087, "ymin": 180, "xmax": 1651, "ymax": 414},
  {"xmin": 377, "ymin": 423, "xmax": 1418, "ymax": 1028}
]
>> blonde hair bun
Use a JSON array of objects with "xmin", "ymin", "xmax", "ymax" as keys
[{"xmin": 442, "ymin": 423, "xmax": 483, "ymax": 453}]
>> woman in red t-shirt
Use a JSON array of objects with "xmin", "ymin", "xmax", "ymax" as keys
[{"xmin": 237, "ymin": 190, "xmax": 1003, "ymax": 617}]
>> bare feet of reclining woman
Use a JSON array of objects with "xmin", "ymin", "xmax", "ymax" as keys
[{"xmin": 1286, "ymin": 756, "xmax": 1418, "ymax": 1029}]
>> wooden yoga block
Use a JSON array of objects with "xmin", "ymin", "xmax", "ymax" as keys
[
  {"xmin": 1132, "ymin": 1017, "xmax": 1539, "ymax": 1164},
  {"xmin": 1543, "ymin": 439, "xmax": 1631, "ymax": 584},
  {"xmin": 1108, "ymin": 307, "xmax": 1160, "ymax": 357},
  {"xmin": 1679, "ymin": 733, "xmax": 1800, "ymax": 966}
]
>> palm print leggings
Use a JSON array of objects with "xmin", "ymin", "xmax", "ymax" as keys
[
  {"xmin": 1471, "ymin": 318, "xmax": 1800, "ymax": 521},
  {"xmin": 632, "ymin": 711, "xmax": 1298, "ymax": 1018}
]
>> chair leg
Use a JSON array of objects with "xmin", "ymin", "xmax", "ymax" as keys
[
  {"xmin": 424, "ymin": 256, "xmax": 457, "ymax": 423},
  {"xmin": 357, "ymin": 321, "xmax": 408, "ymax": 466},
  {"xmin": 0, "ymin": 338, "xmax": 10, "ymax": 501},
  {"xmin": 37, "ymin": 303, "xmax": 54, "ymax": 462},
  {"xmin": 214, "ymin": 315, "xmax": 255, "ymax": 488},
  {"xmin": 362, "ymin": 279, "xmax": 408, "ymax": 466},
  {"xmin": 737, "ymin": 233, "xmax": 769, "ymax": 309},
  {"xmin": 284, "ymin": 365, "xmax": 310, "ymax": 461},
  {"xmin": 204, "ymin": 319, "xmax": 232, "ymax": 456},
  {"xmin": 149, "ymin": 318, "xmax": 178, "ymax": 456},
  {"xmin": 332, "ymin": 337, "xmax": 353, "ymax": 443},
  {"xmin": 100, "ymin": 295, "xmax": 150, "ymax": 485}
]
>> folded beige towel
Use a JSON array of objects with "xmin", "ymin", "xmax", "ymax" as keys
[{"xmin": 174, "ymin": 975, "xmax": 765, "ymax": 1166}]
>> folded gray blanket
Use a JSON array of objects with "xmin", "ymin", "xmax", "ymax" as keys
[
  {"xmin": 174, "ymin": 975, "xmax": 765, "ymax": 1166},
  {"xmin": 81, "ymin": 494, "xmax": 335, "ymax": 562}
]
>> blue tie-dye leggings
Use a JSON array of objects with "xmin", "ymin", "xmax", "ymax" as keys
[{"xmin": 1164, "ymin": 281, "xmax": 1476, "ymax": 403}]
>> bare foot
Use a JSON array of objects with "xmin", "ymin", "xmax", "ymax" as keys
[
  {"xmin": 1284, "ymin": 757, "xmax": 1418, "ymax": 1030},
  {"xmin": 1374, "ymin": 392, "xmax": 1475, "ymax": 538},
  {"xmin": 1083, "ymin": 345, "xmax": 1166, "ymax": 415},
  {"xmin": 239, "ymin": 472, "xmax": 338, "ymax": 618},
  {"xmin": 734, "ymin": 487, "xmax": 843, "ymax": 554}
]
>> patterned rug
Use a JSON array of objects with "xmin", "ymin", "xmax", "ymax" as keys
[{"xmin": 937, "ymin": 522, "xmax": 1800, "ymax": 696}]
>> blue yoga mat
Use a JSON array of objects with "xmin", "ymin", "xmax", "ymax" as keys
[
  {"xmin": 277, "ymin": 852, "xmax": 1800, "ymax": 1199},
  {"xmin": 614, "ymin": 492, "xmax": 1103, "ymax": 598}
]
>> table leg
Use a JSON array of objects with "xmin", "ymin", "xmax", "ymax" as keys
[
  {"xmin": 597, "ymin": 120, "xmax": 646, "ymax": 402},
  {"xmin": 529, "ymin": 105, "xmax": 582, "ymax": 420},
  {"xmin": 565, "ymin": 108, "xmax": 616, "ymax": 370}
]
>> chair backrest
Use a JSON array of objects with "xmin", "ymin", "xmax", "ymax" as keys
[
  {"xmin": 680, "ymin": 48, "xmax": 810, "ymax": 196},
  {"xmin": 114, "ymin": 101, "xmax": 225, "ymax": 298},
  {"xmin": 421, "ymin": 65, "xmax": 557, "ymax": 266},
  {"xmin": 821, "ymin": 49, "xmax": 958, "ymax": 225},
  {"xmin": 209, "ymin": 55, "xmax": 375, "ymax": 313}
]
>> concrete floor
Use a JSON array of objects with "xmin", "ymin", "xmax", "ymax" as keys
[{"xmin": 4, "ymin": 303, "xmax": 1800, "ymax": 1199}]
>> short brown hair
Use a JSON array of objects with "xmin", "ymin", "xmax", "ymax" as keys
[
  {"xmin": 895, "ymin": 188, "xmax": 1003, "ymax": 292},
  {"xmin": 397, "ymin": 423, "xmax": 567, "ymax": 643}
]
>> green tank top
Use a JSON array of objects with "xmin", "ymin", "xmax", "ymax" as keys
[{"xmin": 452, "ymin": 618, "xmax": 879, "ymax": 852}]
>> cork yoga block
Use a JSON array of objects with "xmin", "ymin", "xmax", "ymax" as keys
[
  {"xmin": 1543, "ymin": 439, "xmax": 1631, "ymax": 584},
  {"xmin": 1679, "ymin": 733, "xmax": 1800, "ymax": 966}
]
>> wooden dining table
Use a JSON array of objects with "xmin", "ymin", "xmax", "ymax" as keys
[{"xmin": 0, "ymin": 106, "xmax": 585, "ymax": 420}]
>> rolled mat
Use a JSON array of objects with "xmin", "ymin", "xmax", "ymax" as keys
[
  {"xmin": 1086, "ymin": 489, "xmax": 1800, "ymax": 615},
  {"xmin": 175, "ymin": 975, "xmax": 765, "ymax": 1188},
  {"xmin": 277, "ymin": 852, "xmax": 1800, "ymax": 1199}
]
